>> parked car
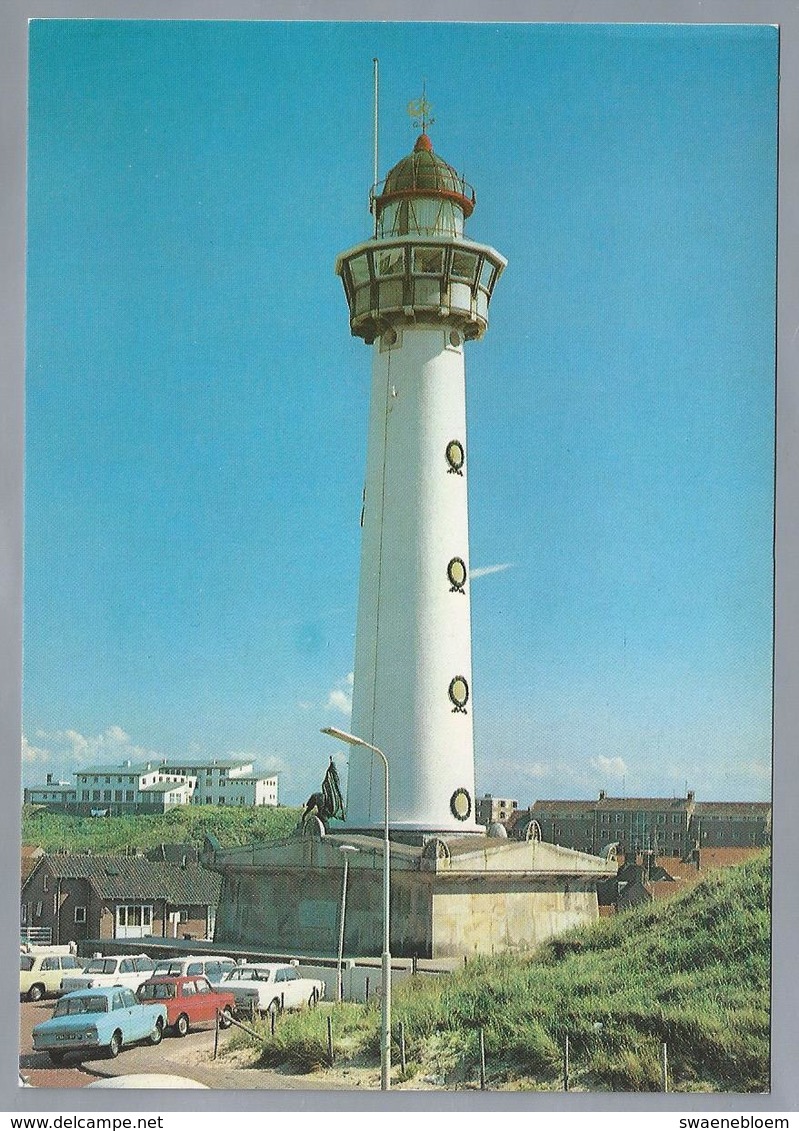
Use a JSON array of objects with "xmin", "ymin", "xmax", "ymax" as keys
[
  {"xmin": 151, "ymin": 955, "xmax": 237, "ymax": 985},
  {"xmin": 136, "ymin": 975, "xmax": 236, "ymax": 1036},
  {"xmin": 85, "ymin": 1074, "xmax": 208, "ymax": 1089},
  {"xmin": 20, "ymin": 952, "xmax": 86, "ymax": 1002},
  {"xmin": 219, "ymin": 963, "xmax": 324, "ymax": 1016},
  {"xmin": 32, "ymin": 987, "xmax": 167, "ymax": 1064},
  {"xmin": 60, "ymin": 954, "xmax": 154, "ymax": 994}
]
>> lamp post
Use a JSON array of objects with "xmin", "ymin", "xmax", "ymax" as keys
[
  {"xmin": 321, "ymin": 726, "xmax": 391, "ymax": 1091},
  {"xmin": 336, "ymin": 844, "xmax": 359, "ymax": 1003}
]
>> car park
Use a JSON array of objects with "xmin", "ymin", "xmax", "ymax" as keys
[
  {"xmin": 60, "ymin": 954, "xmax": 154, "ymax": 994},
  {"xmin": 151, "ymin": 955, "xmax": 237, "ymax": 985},
  {"xmin": 32, "ymin": 986, "xmax": 167, "ymax": 1064},
  {"xmin": 20, "ymin": 953, "xmax": 85, "ymax": 1001},
  {"xmin": 219, "ymin": 962, "xmax": 325, "ymax": 1016},
  {"xmin": 136, "ymin": 975, "xmax": 236, "ymax": 1036}
]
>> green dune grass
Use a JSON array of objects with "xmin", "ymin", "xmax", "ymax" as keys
[{"xmin": 234, "ymin": 853, "xmax": 770, "ymax": 1092}]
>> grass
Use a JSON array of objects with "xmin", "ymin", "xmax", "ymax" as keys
[
  {"xmin": 224, "ymin": 852, "xmax": 771, "ymax": 1092},
  {"xmin": 21, "ymin": 803, "xmax": 302, "ymax": 854}
]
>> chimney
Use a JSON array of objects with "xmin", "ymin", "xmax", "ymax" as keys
[
  {"xmin": 46, "ymin": 773, "xmax": 53, "ymax": 785},
  {"xmin": 687, "ymin": 790, "xmax": 695, "ymax": 803},
  {"xmin": 598, "ymin": 790, "xmax": 606, "ymax": 801}
]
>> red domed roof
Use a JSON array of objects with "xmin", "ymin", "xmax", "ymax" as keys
[{"xmin": 374, "ymin": 134, "xmax": 475, "ymax": 219}]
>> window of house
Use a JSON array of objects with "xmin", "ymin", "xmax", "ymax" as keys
[
  {"xmin": 35, "ymin": 901, "xmax": 43, "ymax": 918},
  {"xmin": 74, "ymin": 906, "xmax": 87, "ymax": 924}
]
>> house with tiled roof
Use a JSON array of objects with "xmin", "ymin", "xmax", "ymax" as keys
[{"xmin": 20, "ymin": 854, "xmax": 222, "ymax": 946}]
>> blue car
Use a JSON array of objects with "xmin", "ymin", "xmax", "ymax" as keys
[{"xmin": 32, "ymin": 986, "xmax": 167, "ymax": 1064}]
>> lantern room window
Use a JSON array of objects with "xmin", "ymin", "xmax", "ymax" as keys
[
  {"xmin": 377, "ymin": 248, "xmax": 405, "ymax": 277},
  {"xmin": 349, "ymin": 255, "xmax": 371, "ymax": 287},
  {"xmin": 451, "ymin": 250, "xmax": 477, "ymax": 283},
  {"xmin": 413, "ymin": 246, "xmax": 445, "ymax": 275}
]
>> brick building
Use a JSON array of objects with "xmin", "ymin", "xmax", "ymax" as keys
[
  {"xmin": 20, "ymin": 854, "xmax": 221, "ymax": 946},
  {"xmin": 512, "ymin": 791, "xmax": 770, "ymax": 858}
]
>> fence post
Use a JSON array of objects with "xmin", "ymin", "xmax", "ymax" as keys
[
  {"xmin": 399, "ymin": 1021, "xmax": 406, "ymax": 1075},
  {"xmin": 479, "ymin": 1027, "xmax": 486, "ymax": 1091},
  {"xmin": 270, "ymin": 1007, "xmax": 276, "ymax": 1037},
  {"xmin": 213, "ymin": 1010, "xmax": 219, "ymax": 1061},
  {"xmin": 661, "ymin": 1042, "xmax": 669, "ymax": 1093},
  {"xmin": 327, "ymin": 1016, "xmax": 334, "ymax": 1067},
  {"xmin": 365, "ymin": 975, "xmax": 370, "ymax": 1003},
  {"xmin": 563, "ymin": 1034, "xmax": 570, "ymax": 1092}
]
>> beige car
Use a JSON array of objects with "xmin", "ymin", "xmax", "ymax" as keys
[{"xmin": 20, "ymin": 952, "xmax": 85, "ymax": 1001}]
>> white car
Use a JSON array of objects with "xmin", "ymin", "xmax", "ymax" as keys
[
  {"xmin": 151, "ymin": 955, "xmax": 237, "ymax": 984},
  {"xmin": 60, "ymin": 954, "xmax": 154, "ymax": 994},
  {"xmin": 20, "ymin": 952, "xmax": 86, "ymax": 1001},
  {"xmin": 220, "ymin": 963, "xmax": 325, "ymax": 1015}
]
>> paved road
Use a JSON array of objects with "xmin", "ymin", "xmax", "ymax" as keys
[{"xmin": 20, "ymin": 1000, "xmax": 346, "ymax": 1091}]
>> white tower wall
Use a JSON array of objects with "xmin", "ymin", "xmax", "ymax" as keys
[{"xmin": 347, "ymin": 327, "xmax": 479, "ymax": 833}]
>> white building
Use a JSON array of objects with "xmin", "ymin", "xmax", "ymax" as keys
[
  {"xmin": 157, "ymin": 759, "xmax": 279, "ymax": 807},
  {"xmin": 74, "ymin": 761, "xmax": 197, "ymax": 811},
  {"xmin": 29, "ymin": 757, "xmax": 278, "ymax": 812},
  {"xmin": 24, "ymin": 774, "xmax": 77, "ymax": 807}
]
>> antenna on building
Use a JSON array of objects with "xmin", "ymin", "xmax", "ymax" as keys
[{"xmin": 372, "ymin": 58, "xmax": 379, "ymax": 238}]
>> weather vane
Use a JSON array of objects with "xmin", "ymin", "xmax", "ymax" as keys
[{"xmin": 407, "ymin": 82, "xmax": 435, "ymax": 133}]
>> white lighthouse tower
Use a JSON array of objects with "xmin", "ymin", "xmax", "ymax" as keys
[{"xmin": 335, "ymin": 103, "xmax": 506, "ymax": 836}]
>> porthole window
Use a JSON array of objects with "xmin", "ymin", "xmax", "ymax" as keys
[
  {"xmin": 447, "ymin": 557, "xmax": 467, "ymax": 592},
  {"xmin": 446, "ymin": 439, "xmax": 465, "ymax": 475},
  {"xmin": 449, "ymin": 676, "xmax": 469, "ymax": 713},
  {"xmin": 450, "ymin": 789, "xmax": 472, "ymax": 821}
]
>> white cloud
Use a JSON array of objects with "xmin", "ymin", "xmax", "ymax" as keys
[
  {"xmin": 470, "ymin": 562, "xmax": 513, "ymax": 579},
  {"xmin": 23, "ymin": 726, "xmax": 165, "ymax": 786},
  {"xmin": 591, "ymin": 754, "xmax": 627, "ymax": 780},
  {"xmin": 325, "ymin": 674, "xmax": 354, "ymax": 717},
  {"xmin": 326, "ymin": 689, "xmax": 352, "ymax": 716},
  {"xmin": 22, "ymin": 734, "xmax": 51, "ymax": 764}
]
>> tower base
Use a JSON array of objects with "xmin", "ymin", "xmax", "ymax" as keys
[{"xmin": 206, "ymin": 830, "xmax": 616, "ymax": 960}]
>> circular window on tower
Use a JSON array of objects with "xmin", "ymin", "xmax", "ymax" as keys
[
  {"xmin": 450, "ymin": 788, "xmax": 472, "ymax": 822},
  {"xmin": 447, "ymin": 557, "xmax": 467, "ymax": 593},
  {"xmin": 449, "ymin": 675, "xmax": 469, "ymax": 713},
  {"xmin": 446, "ymin": 439, "xmax": 465, "ymax": 475}
]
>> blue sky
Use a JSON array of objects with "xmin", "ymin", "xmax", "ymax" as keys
[{"xmin": 24, "ymin": 20, "xmax": 777, "ymax": 806}]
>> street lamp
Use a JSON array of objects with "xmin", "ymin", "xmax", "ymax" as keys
[
  {"xmin": 336, "ymin": 844, "xmax": 359, "ymax": 1003},
  {"xmin": 321, "ymin": 726, "xmax": 391, "ymax": 1091}
]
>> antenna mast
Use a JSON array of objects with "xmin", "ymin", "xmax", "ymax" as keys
[{"xmin": 372, "ymin": 58, "xmax": 379, "ymax": 238}]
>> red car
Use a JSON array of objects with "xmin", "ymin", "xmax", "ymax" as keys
[{"xmin": 136, "ymin": 975, "xmax": 236, "ymax": 1037}]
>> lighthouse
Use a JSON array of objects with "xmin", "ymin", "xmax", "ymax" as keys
[
  {"xmin": 210, "ymin": 98, "xmax": 615, "ymax": 961},
  {"xmin": 335, "ymin": 105, "xmax": 506, "ymax": 836}
]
